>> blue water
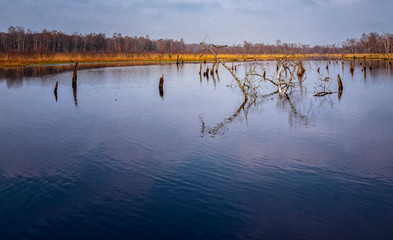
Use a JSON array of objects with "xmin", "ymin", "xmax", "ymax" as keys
[{"xmin": 1, "ymin": 62, "xmax": 393, "ymax": 239}]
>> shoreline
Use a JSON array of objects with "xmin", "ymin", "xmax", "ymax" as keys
[{"xmin": 0, "ymin": 53, "xmax": 391, "ymax": 68}]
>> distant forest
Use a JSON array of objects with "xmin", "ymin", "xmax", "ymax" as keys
[{"xmin": 1, "ymin": 26, "xmax": 392, "ymax": 55}]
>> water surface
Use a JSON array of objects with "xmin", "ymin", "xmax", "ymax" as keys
[{"xmin": 1, "ymin": 61, "xmax": 393, "ymax": 239}]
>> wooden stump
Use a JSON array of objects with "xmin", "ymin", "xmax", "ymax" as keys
[
  {"xmin": 54, "ymin": 81, "xmax": 58, "ymax": 94},
  {"xmin": 54, "ymin": 81, "xmax": 58, "ymax": 102},
  {"xmin": 72, "ymin": 61, "xmax": 78, "ymax": 88},
  {"xmin": 297, "ymin": 62, "xmax": 305, "ymax": 76},
  {"xmin": 349, "ymin": 61, "xmax": 354, "ymax": 73},
  {"xmin": 159, "ymin": 74, "xmax": 164, "ymax": 89},
  {"xmin": 337, "ymin": 74, "xmax": 343, "ymax": 92}
]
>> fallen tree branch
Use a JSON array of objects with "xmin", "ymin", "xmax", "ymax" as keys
[{"xmin": 313, "ymin": 91, "xmax": 333, "ymax": 97}]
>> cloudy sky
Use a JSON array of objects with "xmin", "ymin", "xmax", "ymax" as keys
[{"xmin": 0, "ymin": 0, "xmax": 392, "ymax": 45}]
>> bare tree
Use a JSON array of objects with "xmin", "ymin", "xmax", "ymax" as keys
[{"xmin": 382, "ymin": 33, "xmax": 393, "ymax": 61}]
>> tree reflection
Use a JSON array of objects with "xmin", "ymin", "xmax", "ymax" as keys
[
  {"xmin": 199, "ymin": 88, "xmax": 338, "ymax": 138},
  {"xmin": 200, "ymin": 99, "xmax": 247, "ymax": 137},
  {"xmin": 73, "ymin": 85, "xmax": 78, "ymax": 107},
  {"xmin": 159, "ymin": 87, "xmax": 164, "ymax": 99}
]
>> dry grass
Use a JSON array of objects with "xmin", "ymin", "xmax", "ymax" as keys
[{"xmin": 0, "ymin": 53, "xmax": 390, "ymax": 67}]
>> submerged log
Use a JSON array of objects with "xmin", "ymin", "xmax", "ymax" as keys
[
  {"xmin": 313, "ymin": 91, "xmax": 333, "ymax": 97},
  {"xmin": 72, "ymin": 61, "xmax": 78, "ymax": 88},
  {"xmin": 317, "ymin": 67, "xmax": 320, "ymax": 73},
  {"xmin": 337, "ymin": 74, "xmax": 343, "ymax": 92}
]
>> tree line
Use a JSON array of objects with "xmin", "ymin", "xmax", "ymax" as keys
[{"xmin": 0, "ymin": 26, "xmax": 392, "ymax": 56}]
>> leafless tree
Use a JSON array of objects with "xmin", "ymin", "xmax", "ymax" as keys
[{"xmin": 382, "ymin": 33, "xmax": 393, "ymax": 61}]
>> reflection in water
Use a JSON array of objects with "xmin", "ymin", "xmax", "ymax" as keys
[
  {"xmin": 0, "ymin": 62, "xmax": 163, "ymax": 87},
  {"xmin": 338, "ymin": 90, "xmax": 342, "ymax": 101},
  {"xmin": 211, "ymin": 71, "xmax": 216, "ymax": 88},
  {"xmin": 200, "ymin": 91, "xmax": 286, "ymax": 137},
  {"xmin": 297, "ymin": 74, "xmax": 303, "ymax": 89},
  {"xmin": 200, "ymin": 99, "xmax": 248, "ymax": 137},
  {"xmin": 1, "ymin": 62, "xmax": 393, "ymax": 239},
  {"xmin": 279, "ymin": 94, "xmax": 311, "ymax": 128},
  {"xmin": 159, "ymin": 86, "xmax": 164, "ymax": 99},
  {"xmin": 73, "ymin": 85, "xmax": 78, "ymax": 107},
  {"xmin": 364, "ymin": 69, "xmax": 367, "ymax": 81}
]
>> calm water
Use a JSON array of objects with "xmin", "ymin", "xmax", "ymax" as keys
[{"xmin": 1, "ymin": 61, "xmax": 393, "ymax": 239}]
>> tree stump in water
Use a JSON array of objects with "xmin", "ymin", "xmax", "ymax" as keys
[
  {"xmin": 159, "ymin": 74, "xmax": 164, "ymax": 89},
  {"xmin": 297, "ymin": 62, "xmax": 305, "ymax": 76},
  {"xmin": 54, "ymin": 81, "xmax": 58, "ymax": 102},
  {"xmin": 72, "ymin": 61, "xmax": 78, "ymax": 88},
  {"xmin": 349, "ymin": 61, "xmax": 354, "ymax": 73},
  {"xmin": 337, "ymin": 74, "xmax": 343, "ymax": 92},
  {"xmin": 54, "ymin": 81, "xmax": 58, "ymax": 94},
  {"xmin": 159, "ymin": 75, "xmax": 164, "ymax": 98}
]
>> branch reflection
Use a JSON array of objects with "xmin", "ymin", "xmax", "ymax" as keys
[{"xmin": 200, "ymin": 89, "xmax": 337, "ymax": 138}]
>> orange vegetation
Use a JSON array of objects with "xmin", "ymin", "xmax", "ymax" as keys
[{"xmin": 0, "ymin": 53, "xmax": 390, "ymax": 67}]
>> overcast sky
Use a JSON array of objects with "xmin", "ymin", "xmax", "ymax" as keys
[{"xmin": 1, "ymin": 0, "xmax": 392, "ymax": 45}]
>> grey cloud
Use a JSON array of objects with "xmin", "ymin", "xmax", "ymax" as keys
[{"xmin": 0, "ymin": 0, "xmax": 392, "ymax": 45}]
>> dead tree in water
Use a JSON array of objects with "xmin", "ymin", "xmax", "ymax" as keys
[
  {"xmin": 201, "ymin": 43, "xmax": 341, "ymax": 102},
  {"xmin": 200, "ymin": 43, "xmax": 248, "ymax": 100},
  {"xmin": 72, "ymin": 61, "xmax": 78, "ymax": 88}
]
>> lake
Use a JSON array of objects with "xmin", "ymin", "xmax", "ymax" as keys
[{"xmin": 1, "ymin": 61, "xmax": 393, "ymax": 239}]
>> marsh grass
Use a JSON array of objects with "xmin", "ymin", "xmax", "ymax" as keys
[{"xmin": 0, "ymin": 53, "xmax": 390, "ymax": 67}]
